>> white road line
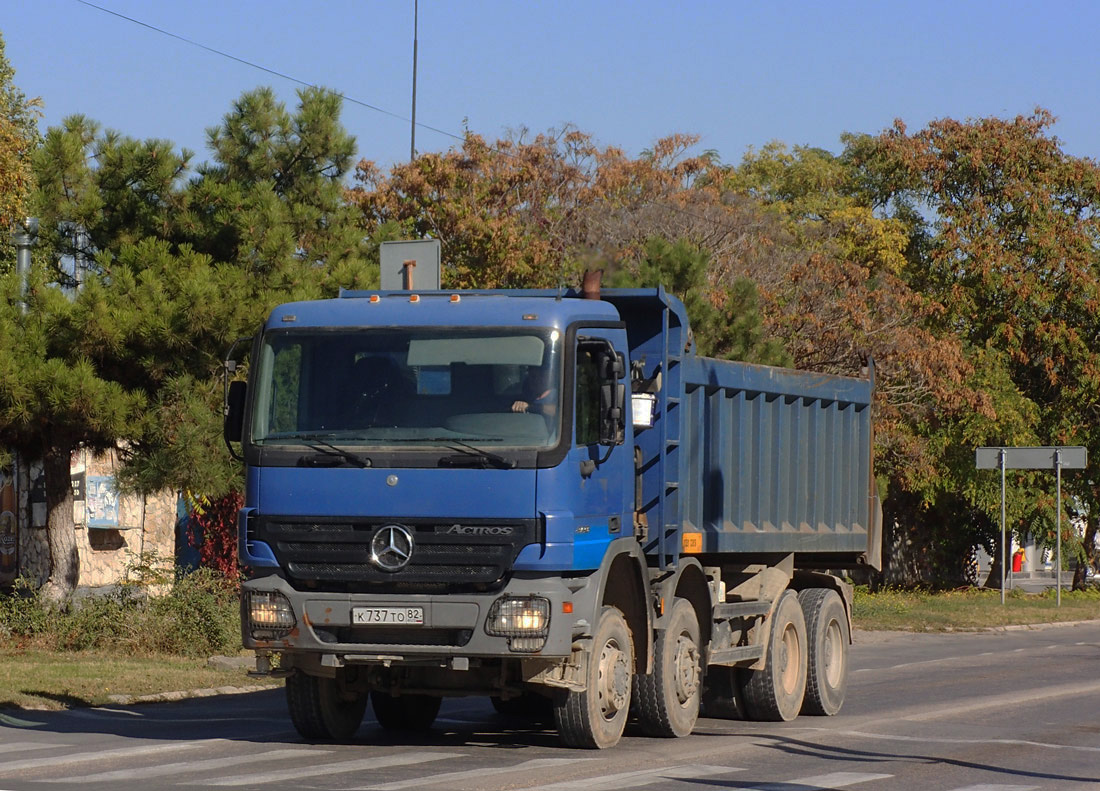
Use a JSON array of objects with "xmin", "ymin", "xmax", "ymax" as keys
[
  {"xmin": 521, "ymin": 764, "xmax": 743, "ymax": 791},
  {"xmin": 795, "ymin": 727, "xmax": 1100, "ymax": 754},
  {"xmin": 852, "ymin": 680, "xmax": 1100, "ymax": 724},
  {"xmin": 355, "ymin": 758, "xmax": 592, "ymax": 790},
  {"xmin": 41, "ymin": 748, "xmax": 318, "ymax": 783},
  {"xmin": 722, "ymin": 772, "xmax": 892, "ymax": 791},
  {"xmin": 200, "ymin": 752, "xmax": 462, "ymax": 786},
  {"xmin": 786, "ymin": 772, "xmax": 894, "ymax": 788},
  {"xmin": 0, "ymin": 741, "xmax": 210, "ymax": 773},
  {"xmin": 0, "ymin": 742, "xmax": 65, "ymax": 755}
]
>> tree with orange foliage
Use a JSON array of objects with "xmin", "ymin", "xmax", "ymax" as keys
[{"xmin": 855, "ymin": 109, "xmax": 1100, "ymax": 589}]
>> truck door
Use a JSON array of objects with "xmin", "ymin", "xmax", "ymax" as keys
[{"xmin": 562, "ymin": 332, "xmax": 632, "ymax": 569}]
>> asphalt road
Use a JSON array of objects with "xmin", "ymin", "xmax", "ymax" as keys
[{"xmin": 1, "ymin": 622, "xmax": 1098, "ymax": 791}]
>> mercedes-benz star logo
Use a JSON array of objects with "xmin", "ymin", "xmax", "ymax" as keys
[{"xmin": 370, "ymin": 524, "xmax": 414, "ymax": 572}]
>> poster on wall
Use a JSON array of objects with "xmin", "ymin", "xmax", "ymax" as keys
[
  {"xmin": 86, "ymin": 476, "xmax": 120, "ymax": 529},
  {"xmin": 0, "ymin": 479, "xmax": 16, "ymax": 587}
]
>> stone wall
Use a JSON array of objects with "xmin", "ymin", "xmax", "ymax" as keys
[{"xmin": 3, "ymin": 448, "xmax": 180, "ymax": 591}]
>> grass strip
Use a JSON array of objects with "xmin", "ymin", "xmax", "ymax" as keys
[
  {"xmin": 0, "ymin": 649, "xmax": 278, "ymax": 710},
  {"xmin": 853, "ymin": 586, "xmax": 1100, "ymax": 631}
]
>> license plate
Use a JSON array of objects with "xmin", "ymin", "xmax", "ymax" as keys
[{"xmin": 352, "ymin": 606, "xmax": 424, "ymax": 625}]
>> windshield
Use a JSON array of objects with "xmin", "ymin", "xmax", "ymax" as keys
[{"xmin": 250, "ymin": 327, "xmax": 563, "ymax": 450}]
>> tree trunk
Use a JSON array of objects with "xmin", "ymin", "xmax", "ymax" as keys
[
  {"xmin": 1073, "ymin": 511, "xmax": 1097, "ymax": 591},
  {"xmin": 984, "ymin": 547, "xmax": 1004, "ymax": 590},
  {"xmin": 40, "ymin": 439, "xmax": 78, "ymax": 604}
]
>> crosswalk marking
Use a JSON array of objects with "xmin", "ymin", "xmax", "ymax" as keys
[
  {"xmin": 784, "ymin": 772, "xmax": 895, "ymax": 789},
  {"xmin": 0, "ymin": 741, "xmax": 209, "ymax": 773},
  {"xmin": 0, "ymin": 742, "xmax": 66, "ymax": 755},
  {"xmin": 355, "ymin": 757, "xmax": 591, "ymax": 790},
  {"xmin": 41, "ymin": 748, "xmax": 318, "ymax": 783},
  {"xmin": 521, "ymin": 764, "xmax": 743, "ymax": 791},
  {"xmin": 200, "ymin": 752, "xmax": 462, "ymax": 786}
]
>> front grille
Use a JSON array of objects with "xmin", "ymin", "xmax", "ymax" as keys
[{"xmin": 256, "ymin": 517, "xmax": 540, "ymax": 594}]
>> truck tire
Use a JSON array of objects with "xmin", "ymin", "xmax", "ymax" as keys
[
  {"xmin": 738, "ymin": 589, "xmax": 807, "ymax": 722},
  {"xmin": 553, "ymin": 606, "xmax": 633, "ymax": 749},
  {"xmin": 797, "ymin": 587, "xmax": 849, "ymax": 716},
  {"xmin": 370, "ymin": 691, "xmax": 442, "ymax": 731},
  {"xmin": 634, "ymin": 597, "xmax": 702, "ymax": 737},
  {"xmin": 286, "ymin": 672, "xmax": 367, "ymax": 741}
]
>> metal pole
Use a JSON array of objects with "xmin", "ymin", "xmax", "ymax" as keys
[
  {"xmin": 1000, "ymin": 448, "xmax": 1007, "ymax": 605},
  {"xmin": 10, "ymin": 216, "xmax": 38, "ymax": 314},
  {"xmin": 1055, "ymin": 449, "xmax": 1062, "ymax": 607},
  {"xmin": 410, "ymin": 0, "xmax": 418, "ymax": 161}
]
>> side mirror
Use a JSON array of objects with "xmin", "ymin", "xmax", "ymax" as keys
[
  {"xmin": 224, "ymin": 381, "xmax": 247, "ymax": 449},
  {"xmin": 599, "ymin": 377, "xmax": 626, "ymax": 447}
]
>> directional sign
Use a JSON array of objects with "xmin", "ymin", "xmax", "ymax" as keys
[
  {"xmin": 975, "ymin": 446, "xmax": 1086, "ymax": 470},
  {"xmin": 975, "ymin": 445, "xmax": 1086, "ymax": 608}
]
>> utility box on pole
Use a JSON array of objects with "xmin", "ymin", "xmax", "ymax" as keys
[{"xmin": 380, "ymin": 239, "xmax": 441, "ymax": 291}]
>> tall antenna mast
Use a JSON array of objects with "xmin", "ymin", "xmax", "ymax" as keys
[{"xmin": 410, "ymin": 0, "xmax": 418, "ymax": 161}]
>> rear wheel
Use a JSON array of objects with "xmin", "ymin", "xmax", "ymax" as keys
[
  {"xmin": 798, "ymin": 587, "xmax": 849, "ymax": 716},
  {"xmin": 554, "ymin": 606, "xmax": 633, "ymax": 749},
  {"xmin": 739, "ymin": 589, "xmax": 807, "ymax": 722},
  {"xmin": 370, "ymin": 691, "xmax": 442, "ymax": 731},
  {"xmin": 286, "ymin": 672, "xmax": 367, "ymax": 741},
  {"xmin": 634, "ymin": 597, "xmax": 702, "ymax": 737}
]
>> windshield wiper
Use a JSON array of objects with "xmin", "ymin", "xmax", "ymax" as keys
[
  {"xmin": 293, "ymin": 434, "xmax": 372, "ymax": 468},
  {"xmin": 419, "ymin": 437, "xmax": 516, "ymax": 470}
]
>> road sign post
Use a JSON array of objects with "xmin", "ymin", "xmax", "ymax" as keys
[{"xmin": 975, "ymin": 446, "xmax": 1086, "ymax": 605}]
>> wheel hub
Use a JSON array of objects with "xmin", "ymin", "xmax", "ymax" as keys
[
  {"xmin": 673, "ymin": 636, "xmax": 700, "ymax": 703},
  {"xmin": 598, "ymin": 641, "xmax": 630, "ymax": 717}
]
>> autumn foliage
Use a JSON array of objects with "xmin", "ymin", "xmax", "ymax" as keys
[
  {"xmin": 187, "ymin": 491, "xmax": 244, "ymax": 582},
  {"xmin": 2, "ymin": 23, "xmax": 1097, "ymax": 590}
]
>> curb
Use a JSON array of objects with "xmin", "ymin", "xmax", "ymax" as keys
[
  {"xmin": 854, "ymin": 618, "xmax": 1100, "ymax": 639},
  {"xmin": 105, "ymin": 684, "xmax": 274, "ymax": 706}
]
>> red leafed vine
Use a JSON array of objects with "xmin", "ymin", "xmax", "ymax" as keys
[{"xmin": 187, "ymin": 490, "xmax": 244, "ymax": 583}]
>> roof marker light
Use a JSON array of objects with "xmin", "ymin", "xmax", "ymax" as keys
[
  {"xmin": 409, "ymin": 294, "xmax": 421, "ymax": 303},
  {"xmin": 369, "ymin": 295, "xmax": 380, "ymax": 303},
  {"xmin": 522, "ymin": 314, "xmax": 538, "ymax": 321},
  {"xmin": 450, "ymin": 294, "xmax": 461, "ymax": 303}
]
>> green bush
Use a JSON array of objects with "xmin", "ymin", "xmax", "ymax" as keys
[
  {"xmin": 0, "ymin": 579, "xmax": 51, "ymax": 639},
  {"xmin": 0, "ymin": 570, "xmax": 242, "ymax": 657}
]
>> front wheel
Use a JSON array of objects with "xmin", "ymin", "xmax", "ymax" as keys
[
  {"xmin": 554, "ymin": 606, "xmax": 634, "ymax": 749},
  {"xmin": 634, "ymin": 597, "xmax": 702, "ymax": 737},
  {"xmin": 286, "ymin": 672, "xmax": 367, "ymax": 741},
  {"xmin": 798, "ymin": 587, "xmax": 850, "ymax": 716},
  {"xmin": 738, "ymin": 589, "xmax": 807, "ymax": 722}
]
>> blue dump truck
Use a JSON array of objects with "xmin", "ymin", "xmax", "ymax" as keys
[{"xmin": 224, "ymin": 279, "xmax": 881, "ymax": 749}]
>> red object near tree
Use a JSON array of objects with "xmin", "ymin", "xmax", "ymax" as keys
[
  {"xmin": 188, "ymin": 491, "xmax": 244, "ymax": 583},
  {"xmin": 1012, "ymin": 548, "xmax": 1025, "ymax": 573}
]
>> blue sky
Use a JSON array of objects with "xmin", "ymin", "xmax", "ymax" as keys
[{"xmin": 5, "ymin": 0, "xmax": 1100, "ymax": 170}]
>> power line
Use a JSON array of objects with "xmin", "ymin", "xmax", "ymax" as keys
[
  {"xmin": 74, "ymin": 0, "xmax": 464, "ymax": 145},
  {"xmin": 74, "ymin": 1, "xmax": 743, "ymax": 234}
]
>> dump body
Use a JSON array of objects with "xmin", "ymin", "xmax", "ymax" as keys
[{"xmin": 604, "ymin": 289, "xmax": 877, "ymax": 571}]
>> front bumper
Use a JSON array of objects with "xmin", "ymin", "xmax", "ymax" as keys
[{"xmin": 241, "ymin": 573, "xmax": 588, "ymax": 662}]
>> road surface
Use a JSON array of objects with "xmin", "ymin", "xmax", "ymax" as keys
[{"xmin": 1, "ymin": 621, "xmax": 1098, "ymax": 791}]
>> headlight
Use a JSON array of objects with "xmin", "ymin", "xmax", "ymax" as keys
[
  {"xmin": 248, "ymin": 591, "xmax": 296, "ymax": 639},
  {"xmin": 486, "ymin": 596, "xmax": 550, "ymax": 652}
]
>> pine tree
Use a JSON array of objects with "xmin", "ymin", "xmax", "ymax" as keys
[{"xmin": 0, "ymin": 86, "xmax": 375, "ymax": 599}]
